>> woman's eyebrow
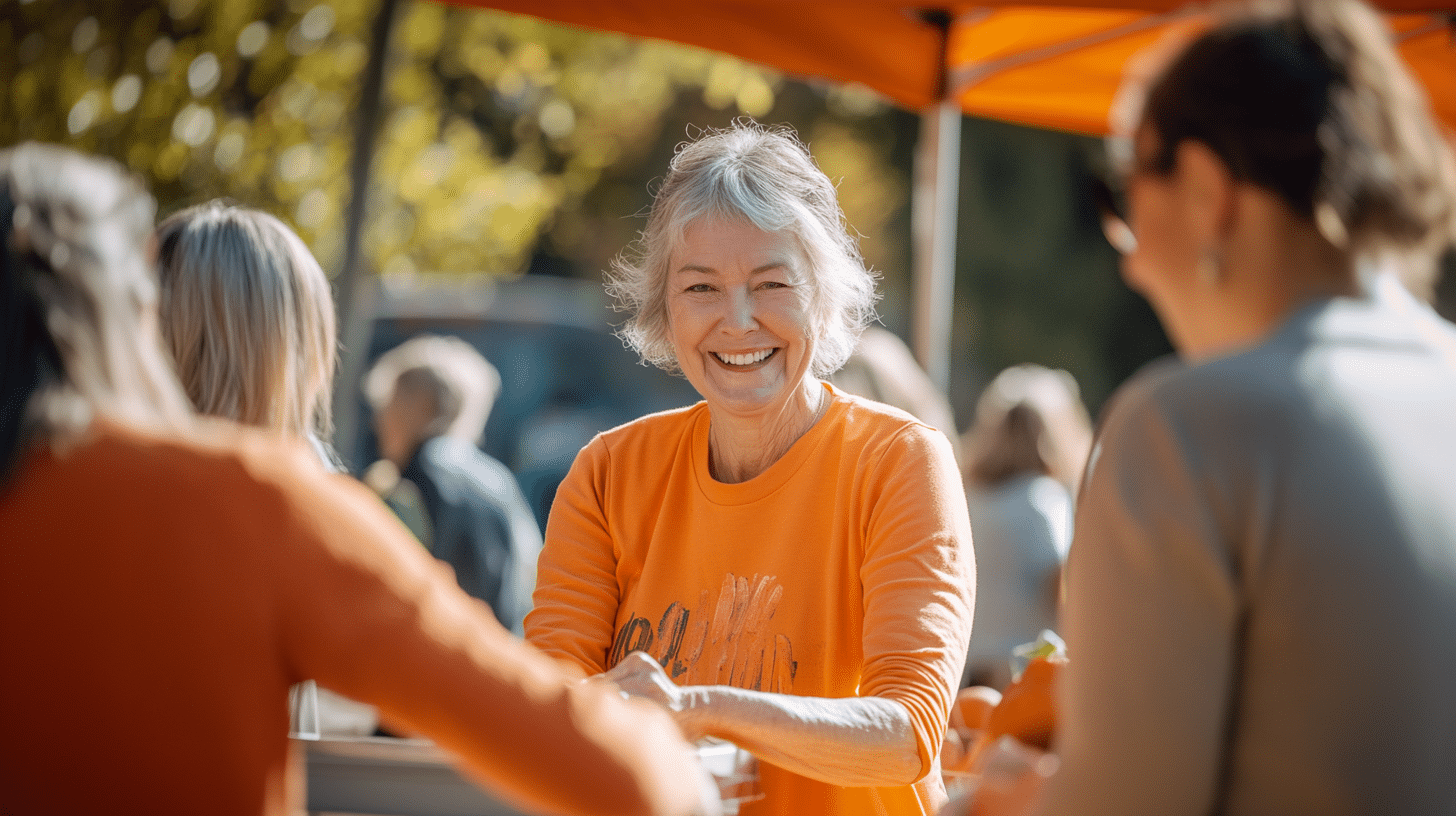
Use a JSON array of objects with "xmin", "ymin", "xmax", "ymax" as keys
[{"xmin": 672, "ymin": 260, "xmax": 791, "ymax": 276}]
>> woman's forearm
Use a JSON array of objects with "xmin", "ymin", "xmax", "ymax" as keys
[{"xmin": 678, "ymin": 685, "xmax": 923, "ymax": 787}]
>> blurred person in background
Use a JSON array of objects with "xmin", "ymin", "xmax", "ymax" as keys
[
  {"xmin": 156, "ymin": 201, "xmax": 341, "ymax": 468},
  {"xmin": 830, "ymin": 324, "xmax": 963, "ymax": 463},
  {"xmin": 526, "ymin": 121, "xmax": 975, "ymax": 816},
  {"xmin": 959, "ymin": 365, "xmax": 1091, "ymax": 691},
  {"xmin": 0, "ymin": 142, "xmax": 717, "ymax": 816},
  {"xmin": 364, "ymin": 334, "xmax": 542, "ymax": 635},
  {"xmin": 158, "ymin": 200, "xmax": 385, "ymax": 736},
  {"xmin": 956, "ymin": 1, "xmax": 1456, "ymax": 814}
]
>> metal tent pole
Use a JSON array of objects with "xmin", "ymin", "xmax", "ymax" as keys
[
  {"xmin": 909, "ymin": 8, "xmax": 961, "ymax": 397},
  {"xmin": 330, "ymin": 0, "xmax": 401, "ymax": 470},
  {"xmin": 910, "ymin": 99, "xmax": 961, "ymax": 395}
]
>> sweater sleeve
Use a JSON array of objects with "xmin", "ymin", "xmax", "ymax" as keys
[
  {"xmin": 1036, "ymin": 385, "xmax": 1240, "ymax": 816},
  {"xmin": 524, "ymin": 435, "xmax": 622, "ymax": 676},
  {"xmin": 857, "ymin": 424, "xmax": 976, "ymax": 780},
  {"xmin": 269, "ymin": 449, "xmax": 703, "ymax": 816}
]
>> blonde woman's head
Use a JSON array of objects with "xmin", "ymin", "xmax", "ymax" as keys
[{"xmin": 156, "ymin": 202, "xmax": 337, "ymax": 443}]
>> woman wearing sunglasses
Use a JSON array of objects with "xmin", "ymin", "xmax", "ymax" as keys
[{"xmin": 1030, "ymin": 1, "xmax": 1456, "ymax": 814}]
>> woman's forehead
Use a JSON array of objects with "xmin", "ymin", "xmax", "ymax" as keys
[{"xmin": 669, "ymin": 217, "xmax": 807, "ymax": 268}]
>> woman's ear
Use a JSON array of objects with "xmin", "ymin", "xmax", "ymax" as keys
[{"xmin": 1174, "ymin": 140, "xmax": 1237, "ymax": 245}]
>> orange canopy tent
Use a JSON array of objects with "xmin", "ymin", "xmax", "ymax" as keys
[
  {"xmin": 326, "ymin": 1, "xmax": 1454, "ymax": 431},
  {"xmin": 447, "ymin": 2, "xmax": 1456, "ymax": 136}
]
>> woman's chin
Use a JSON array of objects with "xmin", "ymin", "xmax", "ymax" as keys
[{"xmin": 704, "ymin": 390, "xmax": 786, "ymax": 419}]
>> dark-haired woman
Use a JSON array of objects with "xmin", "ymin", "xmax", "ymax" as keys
[
  {"xmin": 1036, "ymin": 1, "xmax": 1456, "ymax": 814},
  {"xmin": 0, "ymin": 143, "xmax": 714, "ymax": 816}
]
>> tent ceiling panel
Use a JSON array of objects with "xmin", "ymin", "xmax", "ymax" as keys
[{"xmin": 444, "ymin": 1, "xmax": 1456, "ymax": 134}]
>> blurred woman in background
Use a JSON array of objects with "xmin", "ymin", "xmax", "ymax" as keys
[
  {"xmin": 959, "ymin": 364, "xmax": 1091, "ymax": 690},
  {"xmin": 1036, "ymin": 0, "xmax": 1456, "ymax": 813},
  {"xmin": 156, "ymin": 201, "xmax": 339, "ymax": 466},
  {"xmin": 830, "ymin": 324, "xmax": 963, "ymax": 463},
  {"xmin": 0, "ymin": 142, "xmax": 715, "ymax": 816}
]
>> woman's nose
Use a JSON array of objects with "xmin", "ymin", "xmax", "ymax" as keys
[{"xmin": 722, "ymin": 287, "xmax": 758, "ymax": 331}]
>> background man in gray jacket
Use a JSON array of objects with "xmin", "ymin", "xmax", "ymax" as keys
[{"xmin": 366, "ymin": 335, "xmax": 542, "ymax": 634}]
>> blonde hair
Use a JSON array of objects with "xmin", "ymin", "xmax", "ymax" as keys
[
  {"xmin": 0, "ymin": 143, "xmax": 193, "ymax": 476},
  {"xmin": 156, "ymin": 202, "xmax": 337, "ymax": 443},
  {"xmin": 606, "ymin": 121, "xmax": 880, "ymax": 377},
  {"xmin": 363, "ymin": 335, "xmax": 500, "ymax": 444}
]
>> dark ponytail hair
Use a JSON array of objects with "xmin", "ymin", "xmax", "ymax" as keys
[
  {"xmin": 0, "ymin": 184, "xmax": 65, "ymax": 480},
  {"xmin": 1144, "ymin": 13, "xmax": 1334, "ymax": 216},
  {"xmin": 1142, "ymin": 0, "xmax": 1456, "ymax": 292}
]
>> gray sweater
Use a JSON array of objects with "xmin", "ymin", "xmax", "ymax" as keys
[{"xmin": 1040, "ymin": 279, "xmax": 1456, "ymax": 815}]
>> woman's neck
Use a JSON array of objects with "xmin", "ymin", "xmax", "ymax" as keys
[
  {"xmin": 1174, "ymin": 196, "xmax": 1358, "ymax": 362},
  {"xmin": 707, "ymin": 380, "xmax": 828, "ymax": 484}
]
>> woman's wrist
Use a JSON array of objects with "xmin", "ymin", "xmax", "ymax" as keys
[{"xmin": 675, "ymin": 685, "xmax": 719, "ymax": 742}]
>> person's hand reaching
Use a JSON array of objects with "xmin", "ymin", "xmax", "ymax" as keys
[{"xmin": 598, "ymin": 650, "xmax": 713, "ymax": 740}]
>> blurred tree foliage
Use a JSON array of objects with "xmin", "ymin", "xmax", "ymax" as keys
[
  {"xmin": 2, "ymin": 0, "xmax": 374, "ymax": 268},
  {"xmin": 0, "ymin": 0, "xmax": 1167, "ymax": 424},
  {"xmin": 950, "ymin": 115, "xmax": 1171, "ymax": 417}
]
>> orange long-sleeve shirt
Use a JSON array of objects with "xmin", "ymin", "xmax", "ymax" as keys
[
  {"xmin": 0, "ymin": 419, "xmax": 705, "ymax": 816},
  {"xmin": 527, "ymin": 387, "xmax": 976, "ymax": 816}
]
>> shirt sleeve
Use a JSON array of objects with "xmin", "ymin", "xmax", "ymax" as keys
[
  {"xmin": 857, "ymin": 423, "xmax": 977, "ymax": 780},
  {"xmin": 267, "ymin": 448, "xmax": 702, "ymax": 816},
  {"xmin": 523, "ymin": 435, "xmax": 622, "ymax": 676},
  {"xmin": 1036, "ymin": 385, "xmax": 1241, "ymax": 816}
]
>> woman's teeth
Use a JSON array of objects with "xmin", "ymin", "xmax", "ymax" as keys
[{"xmin": 716, "ymin": 349, "xmax": 773, "ymax": 366}]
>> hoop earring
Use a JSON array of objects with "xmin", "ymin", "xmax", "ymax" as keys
[{"xmin": 1197, "ymin": 247, "xmax": 1223, "ymax": 288}]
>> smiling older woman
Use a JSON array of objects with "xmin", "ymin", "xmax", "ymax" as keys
[{"xmin": 525, "ymin": 123, "xmax": 975, "ymax": 815}]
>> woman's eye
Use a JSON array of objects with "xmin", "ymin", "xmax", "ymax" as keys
[
  {"xmin": 686, "ymin": 283, "xmax": 714, "ymax": 293},
  {"xmin": 758, "ymin": 281, "xmax": 787, "ymax": 290}
]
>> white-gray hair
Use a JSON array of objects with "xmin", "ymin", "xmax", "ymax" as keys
[
  {"xmin": 1, "ymin": 142, "xmax": 193, "ymax": 477},
  {"xmin": 606, "ymin": 121, "xmax": 880, "ymax": 377},
  {"xmin": 156, "ymin": 201, "xmax": 338, "ymax": 444},
  {"xmin": 363, "ymin": 334, "xmax": 501, "ymax": 444}
]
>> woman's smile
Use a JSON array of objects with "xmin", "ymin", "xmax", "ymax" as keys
[{"xmin": 713, "ymin": 348, "xmax": 778, "ymax": 368}]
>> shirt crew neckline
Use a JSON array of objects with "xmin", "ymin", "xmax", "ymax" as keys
[{"xmin": 692, "ymin": 381, "xmax": 844, "ymax": 506}]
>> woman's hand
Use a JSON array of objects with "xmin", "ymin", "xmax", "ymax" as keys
[
  {"xmin": 940, "ymin": 736, "xmax": 1056, "ymax": 816},
  {"xmin": 600, "ymin": 652, "xmax": 688, "ymax": 711},
  {"xmin": 599, "ymin": 652, "xmax": 715, "ymax": 742}
]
